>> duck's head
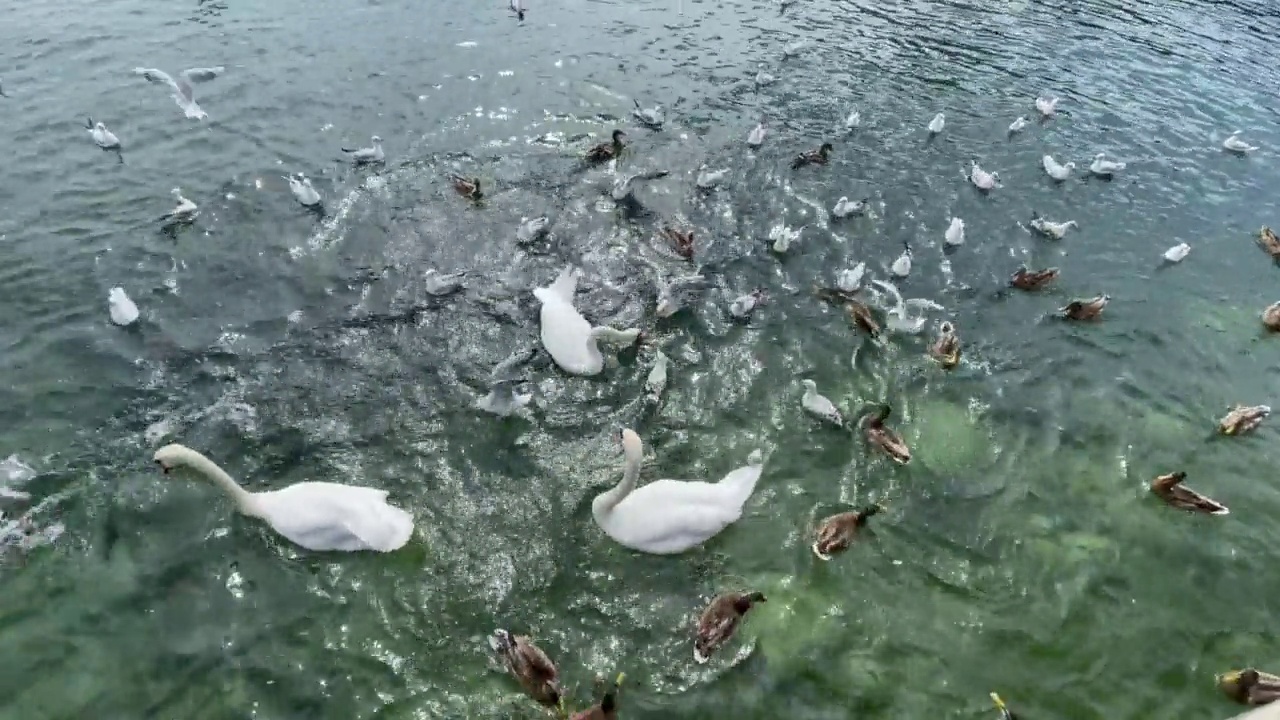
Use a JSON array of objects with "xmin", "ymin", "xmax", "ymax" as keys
[
  {"xmin": 611, "ymin": 129, "xmax": 627, "ymax": 143},
  {"xmin": 735, "ymin": 591, "xmax": 766, "ymax": 612},
  {"xmin": 819, "ymin": 142, "xmax": 833, "ymax": 154},
  {"xmin": 1218, "ymin": 668, "xmax": 1261, "ymax": 699}
]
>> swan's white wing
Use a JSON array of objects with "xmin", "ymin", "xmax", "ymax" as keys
[
  {"xmin": 537, "ymin": 297, "xmax": 597, "ymax": 375},
  {"xmin": 256, "ymin": 482, "xmax": 414, "ymax": 552},
  {"xmin": 603, "ymin": 479, "xmax": 746, "ymax": 554}
]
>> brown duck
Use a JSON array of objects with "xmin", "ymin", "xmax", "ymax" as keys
[
  {"xmin": 1059, "ymin": 294, "xmax": 1108, "ymax": 321},
  {"xmin": 1263, "ymin": 302, "xmax": 1280, "ymax": 331},
  {"xmin": 660, "ymin": 225, "xmax": 695, "ymax": 260},
  {"xmin": 1219, "ymin": 668, "xmax": 1280, "ymax": 706},
  {"xmin": 791, "ymin": 142, "xmax": 833, "ymax": 169},
  {"xmin": 1258, "ymin": 226, "xmax": 1280, "ymax": 259},
  {"xmin": 1010, "ymin": 266, "xmax": 1059, "ymax": 291},
  {"xmin": 1150, "ymin": 471, "xmax": 1228, "ymax": 515},
  {"xmin": 812, "ymin": 287, "xmax": 881, "ymax": 336},
  {"xmin": 569, "ymin": 673, "xmax": 625, "ymax": 720},
  {"xmin": 812, "ymin": 505, "xmax": 881, "ymax": 560},
  {"xmin": 586, "ymin": 129, "xmax": 626, "ymax": 163},
  {"xmin": 694, "ymin": 592, "xmax": 765, "ymax": 663},
  {"xmin": 930, "ymin": 321, "xmax": 961, "ymax": 369},
  {"xmin": 860, "ymin": 404, "xmax": 910, "ymax": 464},
  {"xmin": 490, "ymin": 629, "xmax": 561, "ymax": 707},
  {"xmin": 450, "ymin": 175, "xmax": 482, "ymax": 201},
  {"xmin": 1219, "ymin": 404, "xmax": 1270, "ymax": 435}
]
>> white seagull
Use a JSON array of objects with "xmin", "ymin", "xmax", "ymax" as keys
[
  {"xmin": 970, "ymin": 161, "xmax": 1000, "ymax": 190},
  {"xmin": 944, "ymin": 217, "xmax": 965, "ymax": 247},
  {"xmin": 160, "ymin": 188, "xmax": 198, "ymax": 224},
  {"xmin": 1035, "ymin": 95, "xmax": 1059, "ymax": 117},
  {"xmin": 801, "ymin": 379, "xmax": 843, "ymax": 427},
  {"xmin": 343, "ymin": 135, "xmax": 385, "ymax": 164},
  {"xmin": 133, "ymin": 66, "xmax": 224, "ymax": 120},
  {"xmin": 1042, "ymin": 154, "xmax": 1075, "ymax": 181},
  {"xmin": 1008, "ymin": 116, "xmax": 1029, "ymax": 134},
  {"xmin": 284, "ymin": 173, "xmax": 322, "ymax": 207},
  {"xmin": 1089, "ymin": 152, "xmax": 1126, "ymax": 176},
  {"xmin": 928, "ymin": 112, "xmax": 945, "ymax": 135},
  {"xmin": 85, "ymin": 117, "xmax": 123, "ymax": 162},
  {"xmin": 1223, "ymin": 132, "xmax": 1259, "ymax": 154}
]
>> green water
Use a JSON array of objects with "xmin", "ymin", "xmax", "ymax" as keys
[{"xmin": 1, "ymin": 0, "xmax": 1279, "ymax": 717}]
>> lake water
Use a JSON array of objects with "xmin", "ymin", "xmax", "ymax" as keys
[{"xmin": 2, "ymin": 0, "xmax": 1279, "ymax": 717}]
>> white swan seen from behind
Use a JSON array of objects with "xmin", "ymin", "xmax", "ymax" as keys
[
  {"xmin": 592, "ymin": 429, "xmax": 765, "ymax": 555},
  {"xmin": 153, "ymin": 444, "xmax": 414, "ymax": 552},
  {"xmin": 534, "ymin": 266, "xmax": 641, "ymax": 376}
]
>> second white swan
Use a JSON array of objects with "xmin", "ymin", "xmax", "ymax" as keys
[{"xmin": 534, "ymin": 266, "xmax": 641, "ymax": 376}]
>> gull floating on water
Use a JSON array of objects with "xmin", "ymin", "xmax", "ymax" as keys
[
  {"xmin": 476, "ymin": 345, "xmax": 534, "ymax": 417},
  {"xmin": 890, "ymin": 242, "xmax": 912, "ymax": 278},
  {"xmin": 870, "ymin": 279, "xmax": 940, "ymax": 334},
  {"xmin": 801, "ymin": 379, "xmax": 844, "ymax": 427},
  {"xmin": 612, "ymin": 169, "xmax": 669, "ymax": 200},
  {"xmin": 108, "ymin": 287, "xmax": 139, "ymax": 326},
  {"xmin": 424, "ymin": 269, "xmax": 467, "ymax": 296},
  {"xmin": 1089, "ymin": 152, "xmax": 1125, "ymax": 176},
  {"xmin": 729, "ymin": 289, "xmax": 766, "ymax": 319},
  {"xmin": 927, "ymin": 112, "xmax": 945, "ymax": 135},
  {"xmin": 970, "ymin": 161, "xmax": 1000, "ymax": 190},
  {"xmin": 696, "ymin": 164, "xmax": 728, "ymax": 189},
  {"xmin": 844, "ymin": 108, "xmax": 861, "ymax": 131},
  {"xmin": 133, "ymin": 66, "xmax": 224, "ymax": 120},
  {"xmin": 85, "ymin": 117, "xmax": 124, "ymax": 162},
  {"xmin": 656, "ymin": 274, "xmax": 707, "ymax": 318},
  {"xmin": 284, "ymin": 173, "xmax": 321, "ymax": 206},
  {"xmin": 837, "ymin": 262, "xmax": 866, "ymax": 292},
  {"xmin": 1163, "ymin": 242, "xmax": 1191, "ymax": 263},
  {"xmin": 770, "ymin": 224, "xmax": 802, "ymax": 253},
  {"xmin": 342, "ymin": 135, "xmax": 385, "ymax": 164},
  {"xmin": 1008, "ymin": 116, "xmax": 1029, "ymax": 134},
  {"xmin": 755, "ymin": 69, "xmax": 775, "ymax": 87},
  {"xmin": 1028, "ymin": 212, "xmax": 1076, "ymax": 239},
  {"xmin": 1042, "ymin": 154, "xmax": 1075, "ymax": 181},
  {"xmin": 160, "ymin": 188, "xmax": 198, "ymax": 223},
  {"xmin": 832, "ymin": 196, "xmax": 869, "ymax": 219},
  {"xmin": 1223, "ymin": 132, "xmax": 1259, "ymax": 154},
  {"xmin": 747, "ymin": 119, "xmax": 768, "ymax": 148},
  {"xmin": 632, "ymin": 100, "xmax": 664, "ymax": 129},
  {"xmin": 1035, "ymin": 95, "xmax": 1059, "ymax": 118},
  {"xmin": 944, "ymin": 217, "xmax": 965, "ymax": 247},
  {"xmin": 517, "ymin": 216, "xmax": 550, "ymax": 244}
]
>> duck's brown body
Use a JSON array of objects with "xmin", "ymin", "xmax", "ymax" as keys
[
  {"xmin": 1219, "ymin": 668, "xmax": 1280, "ymax": 706},
  {"xmin": 1060, "ymin": 295, "xmax": 1108, "ymax": 320},
  {"xmin": 1150, "ymin": 471, "xmax": 1228, "ymax": 515},
  {"xmin": 1010, "ymin": 266, "xmax": 1059, "ymax": 291},
  {"xmin": 491, "ymin": 630, "xmax": 561, "ymax": 707},
  {"xmin": 862, "ymin": 404, "xmax": 910, "ymax": 464},
  {"xmin": 791, "ymin": 142, "xmax": 833, "ymax": 169},
  {"xmin": 660, "ymin": 225, "xmax": 695, "ymax": 260},
  {"xmin": 694, "ymin": 592, "xmax": 765, "ymax": 663},
  {"xmin": 1219, "ymin": 404, "xmax": 1270, "ymax": 435},
  {"xmin": 930, "ymin": 321, "xmax": 961, "ymax": 368},
  {"xmin": 1258, "ymin": 226, "xmax": 1280, "ymax": 259},
  {"xmin": 586, "ymin": 130, "xmax": 627, "ymax": 163},
  {"xmin": 450, "ymin": 175, "xmax": 483, "ymax": 200},
  {"xmin": 813, "ymin": 505, "xmax": 881, "ymax": 559}
]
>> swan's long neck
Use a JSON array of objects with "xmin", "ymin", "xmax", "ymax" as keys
[
  {"xmin": 184, "ymin": 451, "xmax": 261, "ymax": 516},
  {"xmin": 595, "ymin": 449, "xmax": 640, "ymax": 516}
]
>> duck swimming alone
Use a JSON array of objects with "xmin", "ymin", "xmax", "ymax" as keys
[
  {"xmin": 1059, "ymin": 295, "xmax": 1109, "ymax": 321},
  {"xmin": 450, "ymin": 174, "xmax": 483, "ymax": 201},
  {"xmin": 1257, "ymin": 226, "xmax": 1280, "ymax": 259},
  {"xmin": 1218, "ymin": 405, "xmax": 1270, "ymax": 435},
  {"xmin": 694, "ymin": 591, "xmax": 766, "ymax": 663},
  {"xmin": 569, "ymin": 674, "xmax": 625, "ymax": 720},
  {"xmin": 1262, "ymin": 302, "xmax": 1280, "ymax": 331},
  {"xmin": 812, "ymin": 504, "xmax": 880, "ymax": 560},
  {"xmin": 489, "ymin": 629, "xmax": 562, "ymax": 707},
  {"xmin": 586, "ymin": 130, "xmax": 627, "ymax": 163},
  {"xmin": 860, "ymin": 404, "xmax": 911, "ymax": 464},
  {"xmin": 659, "ymin": 225, "xmax": 695, "ymax": 260},
  {"xmin": 1010, "ymin": 266, "xmax": 1060, "ymax": 291},
  {"xmin": 930, "ymin": 321, "xmax": 961, "ymax": 368},
  {"xmin": 1218, "ymin": 668, "xmax": 1280, "ymax": 705},
  {"xmin": 791, "ymin": 142, "xmax": 833, "ymax": 169},
  {"xmin": 1150, "ymin": 471, "xmax": 1228, "ymax": 515}
]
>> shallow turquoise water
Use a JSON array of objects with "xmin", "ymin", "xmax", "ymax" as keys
[{"xmin": 2, "ymin": 0, "xmax": 1279, "ymax": 718}]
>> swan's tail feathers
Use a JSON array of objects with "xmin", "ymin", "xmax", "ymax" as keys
[
  {"xmin": 717, "ymin": 461, "xmax": 765, "ymax": 508},
  {"xmin": 360, "ymin": 503, "xmax": 414, "ymax": 552},
  {"xmin": 546, "ymin": 265, "xmax": 579, "ymax": 301}
]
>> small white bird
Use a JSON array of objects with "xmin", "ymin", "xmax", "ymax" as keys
[
  {"xmin": 844, "ymin": 109, "xmax": 861, "ymax": 131},
  {"xmin": 769, "ymin": 225, "xmax": 802, "ymax": 253},
  {"xmin": 1028, "ymin": 213, "xmax": 1077, "ymax": 239},
  {"xmin": 632, "ymin": 99, "xmax": 664, "ymax": 129},
  {"xmin": 342, "ymin": 135, "xmax": 385, "ymax": 164},
  {"xmin": 1035, "ymin": 95, "xmax": 1059, "ymax": 118},
  {"xmin": 1163, "ymin": 242, "xmax": 1191, "ymax": 263},
  {"xmin": 161, "ymin": 188, "xmax": 198, "ymax": 223},
  {"xmin": 476, "ymin": 346, "xmax": 535, "ymax": 417},
  {"xmin": 891, "ymin": 242, "xmax": 912, "ymax": 278},
  {"xmin": 1008, "ymin": 116, "xmax": 1029, "ymax": 134},
  {"xmin": 729, "ymin": 289, "xmax": 766, "ymax": 319},
  {"xmin": 656, "ymin": 275, "xmax": 707, "ymax": 318},
  {"xmin": 832, "ymin": 196, "xmax": 870, "ymax": 219},
  {"xmin": 1042, "ymin": 154, "xmax": 1075, "ymax": 181},
  {"xmin": 944, "ymin": 217, "xmax": 965, "ymax": 247},
  {"xmin": 424, "ymin": 269, "xmax": 467, "ymax": 296},
  {"xmin": 133, "ymin": 66, "xmax": 224, "ymax": 120},
  {"xmin": 781, "ymin": 40, "xmax": 809, "ymax": 60},
  {"xmin": 1223, "ymin": 132, "xmax": 1259, "ymax": 154},
  {"xmin": 108, "ymin": 287, "xmax": 139, "ymax": 326},
  {"xmin": 755, "ymin": 70, "xmax": 776, "ymax": 86},
  {"xmin": 284, "ymin": 173, "xmax": 322, "ymax": 206},
  {"xmin": 747, "ymin": 120, "xmax": 768, "ymax": 148},
  {"xmin": 696, "ymin": 164, "xmax": 729, "ymax": 189},
  {"xmin": 645, "ymin": 351, "xmax": 669, "ymax": 404},
  {"xmin": 801, "ymin": 379, "xmax": 843, "ymax": 427},
  {"xmin": 970, "ymin": 161, "xmax": 1000, "ymax": 190},
  {"xmin": 86, "ymin": 117, "xmax": 120, "ymax": 149},
  {"xmin": 927, "ymin": 112, "xmax": 945, "ymax": 135},
  {"xmin": 836, "ymin": 262, "xmax": 866, "ymax": 292},
  {"xmin": 611, "ymin": 169, "xmax": 669, "ymax": 200},
  {"xmin": 1089, "ymin": 152, "xmax": 1126, "ymax": 176},
  {"xmin": 517, "ymin": 216, "xmax": 550, "ymax": 244}
]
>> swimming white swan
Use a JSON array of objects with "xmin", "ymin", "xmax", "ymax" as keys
[
  {"xmin": 152, "ymin": 444, "xmax": 414, "ymax": 552},
  {"xmin": 592, "ymin": 429, "xmax": 765, "ymax": 554},
  {"xmin": 1028, "ymin": 212, "xmax": 1077, "ymax": 239},
  {"xmin": 133, "ymin": 66, "xmax": 224, "ymax": 119},
  {"xmin": 534, "ymin": 266, "xmax": 640, "ymax": 376},
  {"xmin": 108, "ymin": 287, "xmax": 139, "ymax": 326}
]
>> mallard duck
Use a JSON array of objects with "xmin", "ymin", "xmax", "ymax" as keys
[
  {"xmin": 860, "ymin": 404, "xmax": 910, "ymax": 464},
  {"xmin": 1010, "ymin": 266, "xmax": 1059, "ymax": 291},
  {"xmin": 990, "ymin": 692, "xmax": 1020, "ymax": 720},
  {"xmin": 1258, "ymin": 226, "xmax": 1280, "ymax": 259},
  {"xmin": 930, "ymin": 321, "xmax": 961, "ymax": 369},
  {"xmin": 1218, "ymin": 668, "xmax": 1280, "ymax": 706},
  {"xmin": 847, "ymin": 300, "xmax": 882, "ymax": 337},
  {"xmin": 694, "ymin": 592, "xmax": 766, "ymax": 663},
  {"xmin": 1219, "ymin": 404, "xmax": 1271, "ymax": 435},
  {"xmin": 585, "ymin": 130, "xmax": 626, "ymax": 163},
  {"xmin": 1264, "ymin": 302, "xmax": 1280, "ymax": 331},
  {"xmin": 791, "ymin": 142, "xmax": 833, "ymax": 169},
  {"xmin": 569, "ymin": 673, "xmax": 625, "ymax": 720},
  {"xmin": 1150, "ymin": 471, "xmax": 1229, "ymax": 515},
  {"xmin": 812, "ymin": 504, "xmax": 881, "ymax": 560},
  {"xmin": 814, "ymin": 286, "xmax": 860, "ymax": 306},
  {"xmin": 660, "ymin": 225, "xmax": 695, "ymax": 260},
  {"xmin": 1059, "ymin": 295, "xmax": 1108, "ymax": 321},
  {"xmin": 450, "ymin": 175, "xmax": 482, "ymax": 201},
  {"xmin": 489, "ymin": 629, "xmax": 561, "ymax": 707}
]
